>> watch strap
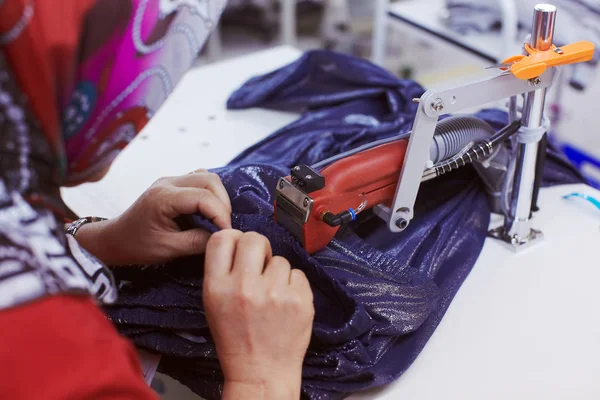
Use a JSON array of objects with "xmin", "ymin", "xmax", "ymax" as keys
[{"xmin": 65, "ymin": 216, "xmax": 108, "ymax": 237}]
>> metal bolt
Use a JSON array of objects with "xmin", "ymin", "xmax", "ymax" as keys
[
  {"xmin": 303, "ymin": 198, "xmax": 310, "ymax": 208},
  {"xmin": 395, "ymin": 218, "xmax": 408, "ymax": 230},
  {"xmin": 554, "ymin": 47, "xmax": 564, "ymax": 54},
  {"xmin": 431, "ymin": 98, "xmax": 444, "ymax": 112},
  {"xmin": 529, "ymin": 77, "xmax": 541, "ymax": 86},
  {"xmin": 293, "ymin": 166, "xmax": 301, "ymax": 171},
  {"xmin": 279, "ymin": 180, "xmax": 285, "ymax": 189},
  {"xmin": 412, "ymin": 98, "xmax": 420, "ymax": 103},
  {"xmin": 305, "ymin": 174, "xmax": 312, "ymax": 180}
]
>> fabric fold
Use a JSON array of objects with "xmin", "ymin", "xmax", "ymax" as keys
[{"xmin": 105, "ymin": 50, "xmax": 584, "ymax": 400}]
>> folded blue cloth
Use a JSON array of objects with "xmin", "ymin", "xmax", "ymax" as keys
[{"xmin": 106, "ymin": 50, "xmax": 583, "ymax": 400}]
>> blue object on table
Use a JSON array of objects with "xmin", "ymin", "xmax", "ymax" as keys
[
  {"xmin": 562, "ymin": 143, "xmax": 600, "ymax": 189},
  {"xmin": 563, "ymin": 192, "xmax": 600, "ymax": 211},
  {"xmin": 105, "ymin": 50, "xmax": 584, "ymax": 400}
]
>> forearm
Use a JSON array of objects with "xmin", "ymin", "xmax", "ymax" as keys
[{"xmin": 74, "ymin": 220, "xmax": 122, "ymax": 266}]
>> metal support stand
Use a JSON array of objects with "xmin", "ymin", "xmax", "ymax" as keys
[
  {"xmin": 372, "ymin": 0, "xmax": 389, "ymax": 66},
  {"xmin": 489, "ymin": 4, "xmax": 557, "ymax": 251},
  {"xmin": 281, "ymin": 0, "xmax": 297, "ymax": 46}
]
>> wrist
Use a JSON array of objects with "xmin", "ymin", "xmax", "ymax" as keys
[
  {"xmin": 223, "ymin": 378, "xmax": 300, "ymax": 400},
  {"xmin": 219, "ymin": 356, "xmax": 303, "ymax": 399},
  {"xmin": 73, "ymin": 219, "xmax": 120, "ymax": 266}
]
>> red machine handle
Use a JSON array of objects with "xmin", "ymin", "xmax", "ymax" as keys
[{"xmin": 300, "ymin": 138, "xmax": 409, "ymax": 253}]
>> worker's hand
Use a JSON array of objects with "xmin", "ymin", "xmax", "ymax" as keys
[
  {"xmin": 203, "ymin": 230, "xmax": 314, "ymax": 400},
  {"xmin": 75, "ymin": 169, "xmax": 231, "ymax": 265}
]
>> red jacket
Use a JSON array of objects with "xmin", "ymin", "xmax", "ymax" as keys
[{"xmin": 0, "ymin": 295, "xmax": 157, "ymax": 399}]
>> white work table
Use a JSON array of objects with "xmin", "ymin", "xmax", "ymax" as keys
[{"xmin": 62, "ymin": 46, "xmax": 600, "ymax": 400}]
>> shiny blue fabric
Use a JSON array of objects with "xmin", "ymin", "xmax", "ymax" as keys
[{"xmin": 106, "ymin": 50, "xmax": 583, "ymax": 400}]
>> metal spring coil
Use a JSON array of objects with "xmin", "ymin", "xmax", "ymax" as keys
[{"xmin": 433, "ymin": 141, "xmax": 494, "ymax": 177}]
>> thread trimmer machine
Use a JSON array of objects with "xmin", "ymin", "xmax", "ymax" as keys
[{"xmin": 275, "ymin": 4, "xmax": 594, "ymax": 254}]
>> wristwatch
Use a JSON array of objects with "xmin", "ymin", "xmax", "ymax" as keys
[{"xmin": 65, "ymin": 216, "xmax": 108, "ymax": 237}]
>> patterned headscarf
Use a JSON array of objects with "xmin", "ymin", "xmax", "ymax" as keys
[
  {"xmin": 1, "ymin": 0, "xmax": 226, "ymax": 186},
  {"xmin": 0, "ymin": 0, "xmax": 226, "ymax": 309}
]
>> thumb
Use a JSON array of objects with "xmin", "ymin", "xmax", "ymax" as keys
[{"xmin": 169, "ymin": 229, "xmax": 211, "ymax": 257}]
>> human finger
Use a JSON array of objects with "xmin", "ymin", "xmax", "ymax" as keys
[
  {"xmin": 263, "ymin": 256, "xmax": 292, "ymax": 285},
  {"xmin": 231, "ymin": 232, "xmax": 272, "ymax": 277},
  {"xmin": 169, "ymin": 172, "xmax": 231, "ymax": 213},
  {"xmin": 166, "ymin": 187, "xmax": 232, "ymax": 229},
  {"xmin": 168, "ymin": 228, "xmax": 211, "ymax": 257},
  {"xmin": 204, "ymin": 230, "xmax": 243, "ymax": 280},
  {"xmin": 290, "ymin": 269, "xmax": 314, "ymax": 302}
]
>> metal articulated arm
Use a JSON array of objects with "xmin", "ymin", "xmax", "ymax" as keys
[
  {"xmin": 274, "ymin": 4, "xmax": 594, "ymax": 254},
  {"xmin": 375, "ymin": 67, "xmax": 558, "ymax": 232}
]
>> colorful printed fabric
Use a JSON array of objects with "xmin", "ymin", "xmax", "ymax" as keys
[{"xmin": 0, "ymin": 0, "xmax": 226, "ymax": 310}]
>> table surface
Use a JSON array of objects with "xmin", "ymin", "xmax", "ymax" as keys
[
  {"xmin": 62, "ymin": 46, "xmax": 600, "ymax": 400},
  {"xmin": 388, "ymin": 0, "xmax": 522, "ymax": 62}
]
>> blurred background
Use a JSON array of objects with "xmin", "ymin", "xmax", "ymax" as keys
[
  {"xmin": 189, "ymin": 0, "xmax": 600, "ymax": 188},
  {"xmin": 150, "ymin": 1, "xmax": 600, "ymax": 395}
]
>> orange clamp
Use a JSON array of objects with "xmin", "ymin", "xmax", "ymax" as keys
[{"xmin": 502, "ymin": 41, "xmax": 595, "ymax": 80}]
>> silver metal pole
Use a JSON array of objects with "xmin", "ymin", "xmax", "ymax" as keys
[
  {"xmin": 281, "ymin": 0, "xmax": 296, "ymax": 46},
  {"xmin": 530, "ymin": 4, "xmax": 557, "ymax": 51},
  {"xmin": 372, "ymin": 0, "xmax": 389, "ymax": 66},
  {"xmin": 502, "ymin": 4, "xmax": 557, "ymax": 246}
]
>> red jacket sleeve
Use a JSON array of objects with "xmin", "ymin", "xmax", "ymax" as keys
[{"xmin": 0, "ymin": 295, "xmax": 158, "ymax": 400}]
